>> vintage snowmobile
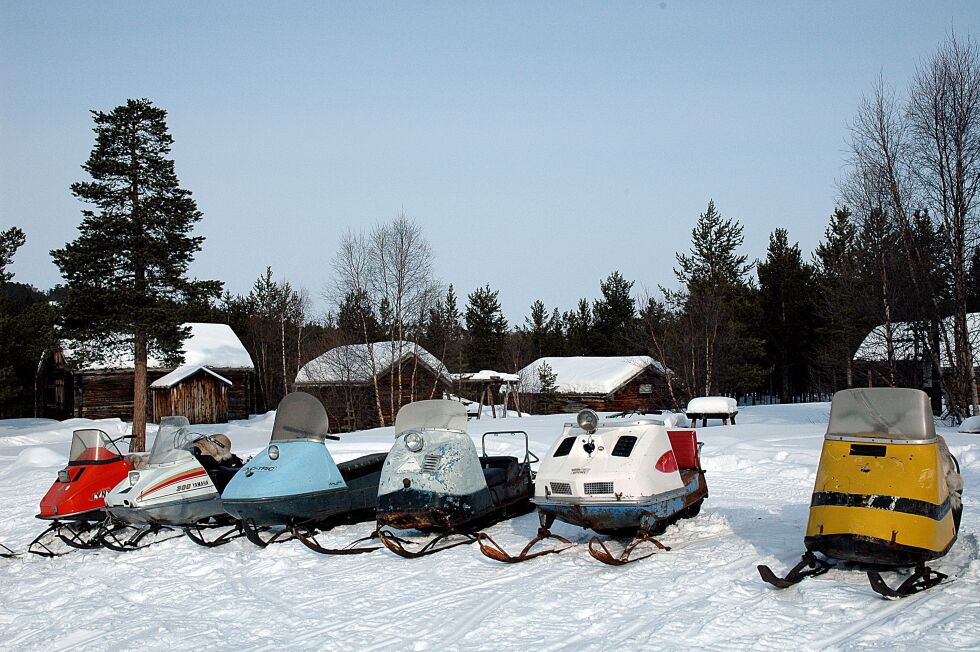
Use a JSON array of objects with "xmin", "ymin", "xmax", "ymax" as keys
[
  {"xmin": 478, "ymin": 409, "xmax": 708, "ymax": 565},
  {"xmin": 98, "ymin": 416, "xmax": 245, "ymax": 550},
  {"xmin": 221, "ymin": 392, "xmax": 388, "ymax": 553},
  {"xmin": 374, "ymin": 399, "xmax": 536, "ymax": 558},
  {"xmin": 21, "ymin": 428, "xmax": 135, "ymax": 557},
  {"xmin": 758, "ymin": 388, "xmax": 964, "ymax": 598}
]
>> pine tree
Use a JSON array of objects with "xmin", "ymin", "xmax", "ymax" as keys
[
  {"xmin": 51, "ymin": 99, "xmax": 220, "ymax": 449},
  {"xmin": 525, "ymin": 300, "xmax": 549, "ymax": 359},
  {"xmin": 0, "ymin": 227, "xmax": 26, "ymax": 283},
  {"xmin": 563, "ymin": 298, "xmax": 593, "ymax": 355},
  {"xmin": 757, "ymin": 228, "xmax": 818, "ymax": 402},
  {"xmin": 464, "ymin": 284, "xmax": 508, "ymax": 370},
  {"xmin": 592, "ymin": 271, "xmax": 637, "ymax": 355},
  {"xmin": 536, "ymin": 361, "xmax": 560, "ymax": 413},
  {"xmin": 674, "ymin": 200, "xmax": 753, "ymax": 290}
]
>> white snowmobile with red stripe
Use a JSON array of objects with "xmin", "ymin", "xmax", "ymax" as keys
[{"xmin": 100, "ymin": 416, "xmax": 244, "ymax": 549}]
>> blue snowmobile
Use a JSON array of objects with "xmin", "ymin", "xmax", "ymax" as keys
[{"xmin": 221, "ymin": 392, "xmax": 387, "ymax": 553}]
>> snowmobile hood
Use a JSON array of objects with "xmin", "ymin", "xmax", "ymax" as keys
[
  {"xmin": 534, "ymin": 421, "xmax": 687, "ymax": 502},
  {"xmin": 221, "ymin": 439, "xmax": 347, "ymax": 501},
  {"xmin": 378, "ymin": 427, "xmax": 488, "ymax": 499}
]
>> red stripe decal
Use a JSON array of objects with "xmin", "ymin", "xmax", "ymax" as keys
[{"xmin": 138, "ymin": 469, "xmax": 207, "ymax": 500}]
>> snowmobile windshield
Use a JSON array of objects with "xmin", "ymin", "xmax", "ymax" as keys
[
  {"xmin": 68, "ymin": 429, "xmax": 124, "ymax": 464},
  {"xmin": 271, "ymin": 392, "xmax": 330, "ymax": 442},
  {"xmin": 395, "ymin": 399, "xmax": 467, "ymax": 435},
  {"xmin": 827, "ymin": 388, "xmax": 936, "ymax": 440},
  {"xmin": 148, "ymin": 416, "xmax": 195, "ymax": 464}
]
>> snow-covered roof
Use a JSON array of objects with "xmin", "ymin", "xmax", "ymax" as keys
[
  {"xmin": 295, "ymin": 341, "xmax": 452, "ymax": 385},
  {"xmin": 519, "ymin": 356, "xmax": 667, "ymax": 395},
  {"xmin": 150, "ymin": 364, "xmax": 232, "ymax": 389},
  {"xmin": 853, "ymin": 313, "xmax": 980, "ymax": 368},
  {"xmin": 67, "ymin": 323, "xmax": 254, "ymax": 371},
  {"xmin": 454, "ymin": 369, "xmax": 520, "ymax": 383}
]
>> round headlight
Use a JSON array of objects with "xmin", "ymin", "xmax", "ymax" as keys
[
  {"xmin": 404, "ymin": 431, "xmax": 424, "ymax": 453},
  {"xmin": 268, "ymin": 444, "xmax": 280, "ymax": 460},
  {"xmin": 577, "ymin": 409, "xmax": 599, "ymax": 434},
  {"xmin": 128, "ymin": 471, "xmax": 140, "ymax": 486}
]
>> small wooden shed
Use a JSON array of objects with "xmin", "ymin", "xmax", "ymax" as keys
[
  {"xmin": 519, "ymin": 356, "xmax": 671, "ymax": 415},
  {"xmin": 151, "ymin": 365, "xmax": 232, "ymax": 424}
]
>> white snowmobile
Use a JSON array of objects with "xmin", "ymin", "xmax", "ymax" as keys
[
  {"xmin": 479, "ymin": 409, "xmax": 708, "ymax": 564},
  {"xmin": 98, "ymin": 416, "xmax": 245, "ymax": 550}
]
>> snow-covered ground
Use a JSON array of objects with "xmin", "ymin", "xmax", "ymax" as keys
[{"xmin": 1, "ymin": 404, "xmax": 978, "ymax": 651}]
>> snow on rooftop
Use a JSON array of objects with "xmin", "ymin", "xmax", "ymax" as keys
[
  {"xmin": 519, "ymin": 356, "xmax": 666, "ymax": 395},
  {"xmin": 853, "ymin": 313, "xmax": 980, "ymax": 368},
  {"xmin": 150, "ymin": 364, "xmax": 232, "ymax": 389},
  {"xmin": 454, "ymin": 369, "xmax": 520, "ymax": 383},
  {"xmin": 68, "ymin": 323, "xmax": 254, "ymax": 371},
  {"xmin": 295, "ymin": 341, "xmax": 451, "ymax": 385}
]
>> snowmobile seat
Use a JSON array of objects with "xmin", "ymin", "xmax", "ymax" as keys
[
  {"xmin": 480, "ymin": 456, "xmax": 520, "ymax": 487},
  {"xmin": 338, "ymin": 452, "xmax": 388, "ymax": 483},
  {"xmin": 667, "ymin": 431, "xmax": 701, "ymax": 470},
  {"xmin": 193, "ymin": 450, "xmax": 245, "ymax": 493}
]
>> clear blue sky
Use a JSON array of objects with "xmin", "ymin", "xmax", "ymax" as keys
[{"xmin": 2, "ymin": 1, "xmax": 978, "ymax": 322}]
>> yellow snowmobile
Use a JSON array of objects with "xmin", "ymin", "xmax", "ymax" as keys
[{"xmin": 758, "ymin": 387, "xmax": 963, "ymax": 598}]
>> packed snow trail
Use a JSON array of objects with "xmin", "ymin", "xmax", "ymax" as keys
[{"xmin": 1, "ymin": 404, "xmax": 978, "ymax": 651}]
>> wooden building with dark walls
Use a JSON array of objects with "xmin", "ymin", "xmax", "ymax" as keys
[
  {"xmin": 519, "ymin": 356, "xmax": 672, "ymax": 415},
  {"xmin": 295, "ymin": 341, "xmax": 453, "ymax": 431},
  {"xmin": 150, "ymin": 365, "xmax": 232, "ymax": 424},
  {"xmin": 39, "ymin": 323, "xmax": 255, "ymax": 423}
]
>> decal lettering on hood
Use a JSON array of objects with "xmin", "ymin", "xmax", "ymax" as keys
[{"xmin": 396, "ymin": 458, "xmax": 422, "ymax": 473}]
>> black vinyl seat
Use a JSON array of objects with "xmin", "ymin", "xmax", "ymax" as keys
[
  {"xmin": 480, "ymin": 456, "xmax": 519, "ymax": 487},
  {"xmin": 338, "ymin": 452, "xmax": 388, "ymax": 482}
]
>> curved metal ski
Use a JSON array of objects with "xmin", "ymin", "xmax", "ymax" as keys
[
  {"xmin": 588, "ymin": 531, "xmax": 671, "ymax": 566},
  {"xmin": 477, "ymin": 528, "xmax": 572, "ymax": 563},
  {"xmin": 377, "ymin": 528, "xmax": 478, "ymax": 558},
  {"xmin": 292, "ymin": 526, "xmax": 382, "ymax": 555},
  {"xmin": 758, "ymin": 551, "xmax": 831, "ymax": 588},
  {"xmin": 867, "ymin": 564, "xmax": 947, "ymax": 599}
]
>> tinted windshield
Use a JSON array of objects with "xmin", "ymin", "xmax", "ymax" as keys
[
  {"xmin": 149, "ymin": 416, "xmax": 194, "ymax": 463},
  {"xmin": 395, "ymin": 400, "xmax": 467, "ymax": 435},
  {"xmin": 827, "ymin": 388, "xmax": 936, "ymax": 440},
  {"xmin": 68, "ymin": 429, "xmax": 124, "ymax": 463},
  {"xmin": 271, "ymin": 392, "xmax": 329, "ymax": 442}
]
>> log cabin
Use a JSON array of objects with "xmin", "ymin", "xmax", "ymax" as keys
[
  {"xmin": 519, "ymin": 356, "xmax": 672, "ymax": 415},
  {"xmin": 294, "ymin": 340, "xmax": 452, "ymax": 431},
  {"xmin": 37, "ymin": 323, "xmax": 255, "ymax": 423}
]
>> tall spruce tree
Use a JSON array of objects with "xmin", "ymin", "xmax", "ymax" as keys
[
  {"xmin": 465, "ymin": 284, "xmax": 508, "ymax": 371},
  {"xmin": 757, "ymin": 229, "xmax": 818, "ymax": 402},
  {"xmin": 592, "ymin": 271, "xmax": 637, "ymax": 355},
  {"xmin": 0, "ymin": 227, "xmax": 26, "ymax": 283},
  {"xmin": 52, "ymin": 99, "xmax": 220, "ymax": 449}
]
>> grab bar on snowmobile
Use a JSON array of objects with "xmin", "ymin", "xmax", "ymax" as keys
[{"xmin": 481, "ymin": 431, "xmax": 537, "ymax": 464}]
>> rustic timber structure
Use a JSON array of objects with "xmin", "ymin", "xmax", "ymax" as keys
[
  {"xmin": 37, "ymin": 323, "xmax": 255, "ymax": 423},
  {"xmin": 294, "ymin": 340, "xmax": 452, "ymax": 431},
  {"xmin": 519, "ymin": 356, "xmax": 671, "ymax": 415}
]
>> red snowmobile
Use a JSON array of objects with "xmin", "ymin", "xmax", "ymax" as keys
[{"xmin": 28, "ymin": 428, "xmax": 135, "ymax": 556}]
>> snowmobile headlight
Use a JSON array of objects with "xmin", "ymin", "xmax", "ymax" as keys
[
  {"xmin": 268, "ymin": 445, "xmax": 280, "ymax": 460},
  {"xmin": 577, "ymin": 409, "xmax": 599, "ymax": 434},
  {"xmin": 404, "ymin": 431, "xmax": 424, "ymax": 453},
  {"xmin": 57, "ymin": 469, "xmax": 71, "ymax": 483},
  {"xmin": 128, "ymin": 471, "xmax": 140, "ymax": 486}
]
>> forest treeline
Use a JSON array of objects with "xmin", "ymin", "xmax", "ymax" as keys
[{"xmin": 1, "ymin": 33, "xmax": 979, "ymax": 428}]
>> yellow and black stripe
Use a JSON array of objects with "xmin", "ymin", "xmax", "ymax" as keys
[{"xmin": 804, "ymin": 438, "xmax": 958, "ymax": 566}]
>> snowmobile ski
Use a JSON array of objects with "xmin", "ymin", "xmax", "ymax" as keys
[
  {"xmin": 291, "ymin": 525, "xmax": 382, "ymax": 555},
  {"xmin": 757, "ymin": 551, "xmax": 832, "ymax": 588},
  {"xmin": 476, "ymin": 528, "xmax": 571, "ymax": 563},
  {"xmin": 587, "ymin": 530, "xmax": 671, "ymax": 566},
  {"xmin": 377, "ymin": 528, "xmax": 479, "ymax": 559},
  {"xmin": 867, "ymin": 564, "xmax": 947, "ymax": 599}
]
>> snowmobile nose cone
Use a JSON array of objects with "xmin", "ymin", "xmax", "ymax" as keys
[{"xmin": 403, "ymin": 478, "xmax": 411, "ymax": 488}]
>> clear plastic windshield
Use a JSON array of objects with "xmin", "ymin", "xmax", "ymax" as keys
[
  {"xmin": 827, "ymin": 388, "xmax": 936, "ymax": 440},
  {"xmin": 68, "ymin": 429, "xmax": 124, "ymax": 463},
  {"xmin": 271, "ymin": 392, "xmax": 329, "ymax": 442},
  {"xmin": 149, "ymin": 416, "xmax": 194, "ymax": 464},
  {"xmin": 395, "ymin": 399, "xmax": 468, "ymax": 435}
]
